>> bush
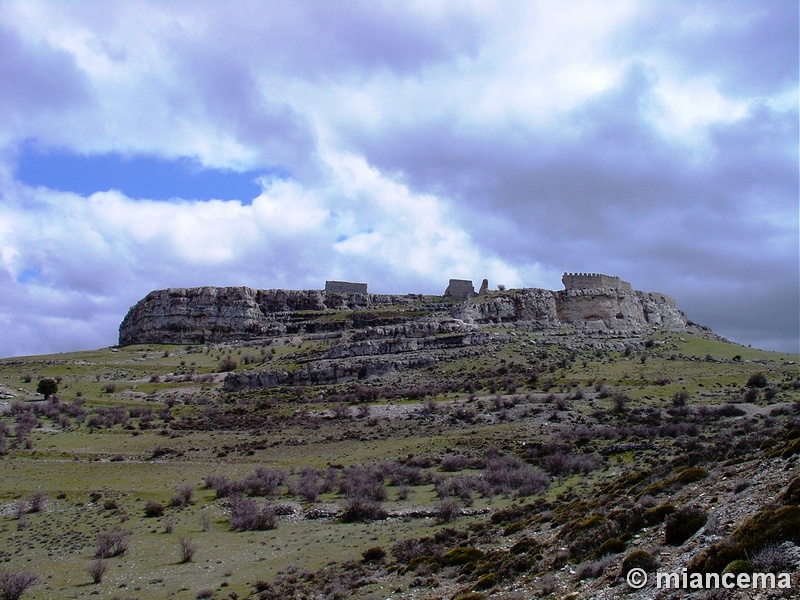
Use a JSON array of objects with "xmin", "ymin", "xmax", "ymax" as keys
[
  {"xmin": 671, "ymin": 389, "xmax": 689, "ymax": 406},
  {"xmin": 674, "ymin": 467, "xmax": 708, "ymax": 485},
  {"xmin": 440, "ymin": 546, "xmax": 485, "ymax": 566},
  {"xmin": 483, "ymin": 455, "xmax": 549, "ymax": 497},
  {"xmin": 361, "ymin": 546, "xmax": 386, "ymax": 563},
  {"xmin": 339, "ymin": 464, "xmax": 387, "ymax": 502},
  {"xmin": 228, "ymin": 496, "xmax": 277, "ymax": 531},
  {"xmin": 341, "ymin": 497, "xmax": 387, "ymax": 523},
  {"xmin": 474, "ymin": 573, "xmax": 499, "ymax": 590},
  {"xmin": 242, "ymin": 467, "xmax": 285, "ymax": 497},
  {"xmin": 575, "ymin": 555, "xmax": 614, "ymax": 580},
  {"xmin": 144, "ymin": 500, "xmax": 165, "ymax": 518},
  {"xmin": 644, "ymin": 503, "xmax": 675, "ymax": 525},
  {"xmin": 179, "ymin": 536, "xmax": 198, "ymax": 563},
  {"xmin": 596, "ymin": 537, "xmax": 626, "ymax": 556},
  {"xmin": 751, "ymin": 543, "xmax": 795, "ymax": 573},
  {"xmin": 218, "ymin": 357, "xmax": 238, "ymax": 372},
  {"xmin": 722, "ymin": 559, "xmax": 753, "ymax": 575},
  {"xmin": 292, "ymin": 468, "xmax": 321, "ymax": 502},
  {"xmin": 27, "ymin": 491, "xmax": 46, "ymax": 513},
  {"xmin": 440, "ymin": 454, "xmax": 472, "ymax": 472},
  {"xmin": 620, "ymin": 549, "xmax": 658, "ymax": 575},
  {"xmin": 95, "ymin": 529, "xmax": 130, "ymax": 558},
  {"xmin": 541, "ymin": 451, "xmax": 603, "ymax": 476},
  {"xmin": 781, "ymin": 476, "xmax": 800, "ymax": 505},
  {"xmin": 85, "ymin": 560, "xmax": 107, "ymax": 584},
  {"xmin": 436, "ymin": 498, "xmax": 463, "ymax": 523},
  {"xmin": 163, "ymin": 517, "xmax": 176, "ymax": 534},
  {"xmin": 746, "ymin": 372, "xmax": 768, "ymax": 388},
  {"xmin": 560, "ymin": 514, "xmax": 607, "ymax": 542},
  {"xmin": 0, "ymin": 569, "xmax": 38, "ymax": 600},
  {"xmin": 665, "ymin": 507, "xmax": 707, "ymax": 545},
  {"xmin": 171, "ymin": 483, "xmax": 194, "ymax": 507}
]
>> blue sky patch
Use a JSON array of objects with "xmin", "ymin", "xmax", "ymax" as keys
[
  {"xmin": 15, "ymin": 145, "xmax": 274, "ymax": 202},
  {"xmin": 16, "ymin": 267, "xmax": 40, "ymax": 284}
]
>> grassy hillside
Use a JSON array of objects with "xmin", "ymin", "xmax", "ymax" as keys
[{"xmin": 1, "ymin": 329, "xmax": 798, "ymax": 599}]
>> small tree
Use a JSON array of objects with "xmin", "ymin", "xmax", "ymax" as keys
[{"xmin": 36, "ymin": 379, "xmax": 57, "ymax": 401}]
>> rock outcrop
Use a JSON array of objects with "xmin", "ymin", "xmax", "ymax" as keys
[
  {"xmin": 118, "ymin": 287, "xmax": 429, "ymax": 345},
  {"xmin": 119, "ymin": 274, "xmax": 688, "ymax": 346}
]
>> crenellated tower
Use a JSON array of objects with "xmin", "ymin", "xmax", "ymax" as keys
[{"xmin": 562, "ymin": 272, "xmax": 633, "ymax": 293}]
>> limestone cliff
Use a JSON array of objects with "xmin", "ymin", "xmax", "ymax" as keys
[
  {"xmin": 118, "ymin": 275, "xmax": 688, "ymax": 346},
  {"xmin": 119, "ymin": 287, "xmax": 430, "ymax": 345}
]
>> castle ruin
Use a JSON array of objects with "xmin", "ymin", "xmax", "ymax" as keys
[
  {"xmin": 444, "ymin": 279, "xmax": 476, "ymax": 300},
  {"xmin": 325, "ymin": 280, "xmax": 368, "ymax": 294},
  {"xmin": 562, "ymin": 273, "xmax": 633, "ymax": 293}
]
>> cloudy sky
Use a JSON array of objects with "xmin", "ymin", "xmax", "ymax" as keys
[{"xmin": 0, "ymin": 0, "xmax": 797, "ymax": 357}]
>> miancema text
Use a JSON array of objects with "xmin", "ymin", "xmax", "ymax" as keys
[{"xmin": 658, "ymin": 570, "xmax": 793, "ymax": 590}]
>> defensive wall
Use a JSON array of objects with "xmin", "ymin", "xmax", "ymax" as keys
[
  {"xmin": 325, "ymin": 280, "xmax": 368, "ymax": 294},
  {"xmin": 562, "ymin": 273, "xmax": 633, "ymax": 292}
]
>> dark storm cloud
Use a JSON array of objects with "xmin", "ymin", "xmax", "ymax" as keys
[{"xmin": 344, "ymin": 59, "xmax": 798, "ymax": 350}]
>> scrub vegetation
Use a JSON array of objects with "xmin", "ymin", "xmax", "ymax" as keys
[{"xmin": 0, "ymin": 328, "xmax": 798, "ymax": 599}]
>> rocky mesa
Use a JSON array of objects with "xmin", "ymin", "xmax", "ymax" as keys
[{"xmin": 119, "ymin": 273, "xmax": 688, "ymax": 346}]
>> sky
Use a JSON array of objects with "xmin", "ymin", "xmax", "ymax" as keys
[{"xmin": 0, "ymin": 0, "xmax": 797, "ymax": 358}]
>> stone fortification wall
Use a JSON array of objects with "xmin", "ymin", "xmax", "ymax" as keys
[
  {"xmin": 325, "ymin": 281, "xmax": 368, "ymax": 294},
  {"xmin": 562, "ymin": 273, "xmax": 633, "ymax": 292},
  {"xmin": 444, "ymin": 279, "xmax": 476, "ymax": 299}
]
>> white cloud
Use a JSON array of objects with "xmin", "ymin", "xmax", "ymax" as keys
[{"xmin": 0, "ymin": 0, "xmax": 796, "ymax": 355}]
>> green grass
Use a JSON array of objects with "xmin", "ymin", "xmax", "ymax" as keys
[{"xmin": 0, "ymin": 328, "xmax": 798, "ymax": 599}]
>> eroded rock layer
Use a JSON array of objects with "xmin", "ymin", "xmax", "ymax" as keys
[{"xmin": 119, "ymin": 277, "xmax": 688, "ymax": 346}]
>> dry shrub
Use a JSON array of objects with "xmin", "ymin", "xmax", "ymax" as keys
[
  {"xmin": 0, "ymin": 569, "xmax": 38, "ymax": 600},
  {"xmin": 228, "ymin": 496, "xmax": 277, "ymax": 531},
  {"xmin": 179, "ymin": 536, "xmax": 198, "ymax": 563},
  {"xmin": 95, "ymin": 529, "xmax": 131, "ymax": 558},
  {"xmin": 144, "ymin": 500, "xmax": 164, "ymax": 518},
  {"xmin": 85, "ymin": 560, "xmax": 107, "ymax": 584}
]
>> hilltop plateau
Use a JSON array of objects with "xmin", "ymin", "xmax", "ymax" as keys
[{"xmin": 0, "ymin": 274, "xmax": 798, "ymax": 599}]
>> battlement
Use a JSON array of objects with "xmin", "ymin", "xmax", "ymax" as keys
[
  {"xmin": 325, "ymin": 280, "xmax": 368, "ymax": 294},
  {"xmin": 562, "ymin": 273, "xmax": 632, "ymax": 292}
]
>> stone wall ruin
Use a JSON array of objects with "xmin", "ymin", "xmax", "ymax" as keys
[
  {"xmin": 562, "ymin": 272, "xmax": 633, "ymax": 293},
  {"xmin": 325, "ymin": 280, "xmax": 368, "ymax": 294},
  {"xmin": 444, "ymin": 279, "xmax": 476, "ymax": 299}
]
